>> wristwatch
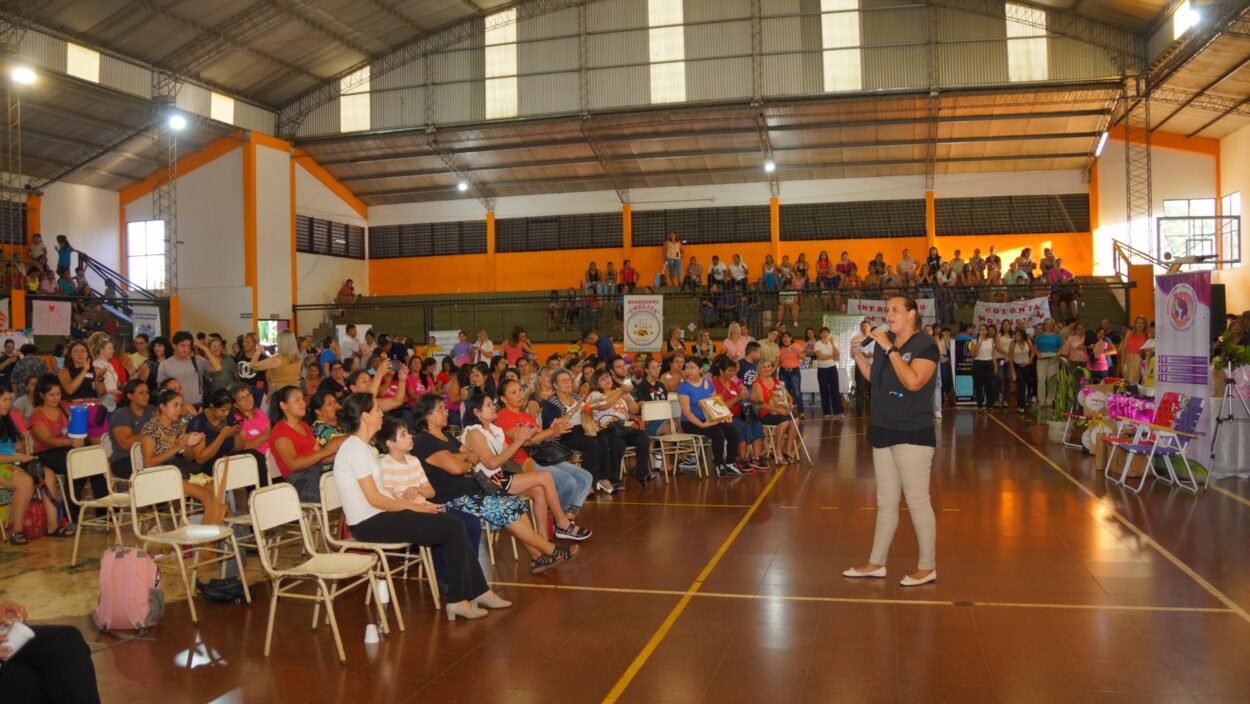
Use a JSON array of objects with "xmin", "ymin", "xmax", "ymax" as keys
[{"xmin": 885, "ymin": 347, "xmax": 898, "ymax": 356}]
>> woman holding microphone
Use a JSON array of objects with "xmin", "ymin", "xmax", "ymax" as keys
[{"xmin": 843, "ymin": 296, "xmax": 941, "ymax": 586}]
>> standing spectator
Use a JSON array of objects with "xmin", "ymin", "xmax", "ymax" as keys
[
  {"xmin": 776, "ymin": 332, "xmax": 805, "ymax": 415},
  {"xmin": 1008, "ymin": 328, "xmax": 1037, "ymax": 412},
  {"xmin": 1121, "ymin": 316, "xmax": 1149, "ymax": 385},
  {"xmin": 450, "ymin": 331, "xmax": 472, "ymax": 366},
  {"xmin": 54, "ymin": 234, "xmax": 74, "ymax": 272},
  {"xmin": 130, "ymin": 334, "xmax": 151, "ymax": 373},
  {"xmin": 663, "ymin": 231, "xmax": 683, "ymax": 286},
  {"xmin": 233, "ymin": 332, "xmax": 268, "ymax": 408},
  {"xmin": 757, "ymin": 327, "xmax": 781, "ymax": 367},
  {"xmin": 157, "ymin": 331, "xmax": 205, "ymax": 407},
  {"xmin": 815, "ymin": 251, "xmax": 834, "ymax": 290},
  {"xmin": 972, "ymin": 324, "xmax": 996, "ymax": 412},
  {"xmin": 317, "ymin": 336, "xmax": 339, "ymax": 377},
  {"xmin": 27, "ymin": 232, "xmax": 46, "ymax": 261},
  {"xmin": 340, "ymin": 324, "xmax": 361, "ymax": 363},
  {"xmin": 502, "ymin": 327, "xmax": 535, "ymax": 366},
  {"xmin": 923, "ymin": 246, "xmax": 942, "ymax": 278},
  {"xmin": 585, "ymin": 330, "xmax": 617, "ymax": 362},
  {"xmin": 1033, "ymin": 320, "xmax": 1064, "ymax": 407},
  {"xmin": 813, "ymin": 326, "xmax": 844, "ymax": 419},
  {"xmin": 471, "ymin": 330, "xmax": 494, "ymax": 364},
  {"xmin": 0, "ymin": 339, "xmax": 17, "ymax": 391},
  {"xmin": 968, "ymin": 248, "xmax": 985, "ymax": 278},
  {"xmin": 1088, "ymin": 328, "xmax": 1115, "ymax": 382},
  {"xmin": 584, "ymin": 261, "xmax": 602, "ymax": 294},
  {"xmin": 984, "ymin": 246, "xmax": 1002, "ymax": 274}
]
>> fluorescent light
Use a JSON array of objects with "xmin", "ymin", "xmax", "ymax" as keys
[
  {"xmin": 168, "ymin": 114, "xmax": 187, "ymax": 130},
  {"xmin": 1095, "ymin": 131, "xmax": 1109, "ymax": 157},
  {"xmin": 457, "ymin": 181, "xmax": 469, "ymax": 192},
  {"xmin": 764, "ymin": 159, "xmax": 776, "ymax": 173},
  {"xmin": 10, "ymin": 66, "xmax": 35, "ymax": 85}
]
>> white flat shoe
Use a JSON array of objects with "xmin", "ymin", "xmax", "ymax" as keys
[
  {"xmin": 842, "ymin": 566, "xmax": 886, "ymax": 578},
  {"xmin": 899, "ymin": 570, "xmax": 937, "ymax": 587}
]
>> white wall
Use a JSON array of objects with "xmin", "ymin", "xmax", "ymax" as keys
[
  {"xmin": 1095, "ymin": 140, "xmax": 1217, "ymax": 276},
  {"xmin": 294, "ymin": 162, "xmax": 368, "ymax": 333},
  {"xmin": 40, "ymin": 182, "xmax": 120, "ymax": 271},
  {"xmin": 1216, "ymin": 123, "xmax": 1250, "ymax": 313},
  {"xmin": 368, "ymin": 170, "xmax": 1085, "ymax": 225},
  {"xmin": 255, "ymin": 144, "xmax": 293, "ymax": 321}
]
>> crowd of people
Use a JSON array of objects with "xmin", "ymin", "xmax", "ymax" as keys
[{"xmin": 548, "ymin": 240, "xmax": 1080, "ymax": 330}]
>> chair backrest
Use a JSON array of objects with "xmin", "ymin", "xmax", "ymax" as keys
[
  {"xmin": 67, "ymin": 445, "xmax": 109, "ymax": 483},
  {"xmin": 1154, "ymin": 391, "xmax": 1185, "ymax": 429},
  {"xmin": 318, "ymin": 472, "xmax": 344, "ymax": 549},
  {"xmin": 130, "ymin": 442, "xmax": 145, "ymax": 477},
  {"xmin": 129, "ymin": 465, "xmax": 187, "ymax": 536},
  {"xmin": 1173, "ymin": 397, "xmax": 1205, "ymax": 440},
  {"xmin": 100, "ymin": 431, "xmax": 115, "ymax": 459},
  {"xmin": 248, "ymin": 483, "xmax": 316, "ymax": 573},
  {"xmin": 641, "ymin": 400, "xmax": 673, "ymax": 423},
  {"xmin": 265, "ymin": 451, "xmax": 282, "ymax": 481},
  {"xmin": 213, "ymin": 454, "xmax": 260, "ymax": 492}
]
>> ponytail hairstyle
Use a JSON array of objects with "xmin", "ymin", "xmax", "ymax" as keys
[
  {"xmin": 336, "ymin": 392, "xmax": 376, "ymax": 434},
  {"xmin": 710, "ymin": 353, "xmax": 736, "ymax": 377},
  {"xmin": 269, "ymin": 385, "xmax": 302, "ymax": 424}
]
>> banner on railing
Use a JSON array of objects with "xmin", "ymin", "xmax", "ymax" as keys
[
  {"xmin": 973, "ymin": 296, "xmax": 1052, "ymax": 329},
  {"xmin": 132, "ymin": 306, "xmax": 162, "ymax": 339},
  {"xmin": 31, "ymin": 300, "xmax": 71, "ymax": 336},
  {"xmin": 623, "ymin": 295, "xmax": 664, "ymax": 352},
  {"xmin": 846, "ymin": 298, "xmax": 936, "ymax": 326},
  {"xmin": 1155, "ymin": 271, "xmax": 1212, "ymax": 467}
]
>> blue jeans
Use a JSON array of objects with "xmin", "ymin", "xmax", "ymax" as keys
[
  {"xmin": 816, "ymin": 365, "xmax": 843, "ymax": 415},
  {"xmin": 779, "ymin": 367, "xmax": 804, "ymax": 413},
  {"xmin": 665, "ymin": 258, "xmax": 682, "ymax": 285},
  {"xmin": 534, "ymin": 462, "xmax": 593, "ymax": 512}
]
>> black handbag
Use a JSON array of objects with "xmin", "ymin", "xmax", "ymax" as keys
[
  {"xmin": 528, "ymin": 440, "xmax": 572, "ymax": 466},
  {"xmin": 741, "ymin": 401, "xmax": 762, "ymax": 425},
  {"xmin": 472, "ymin": 469, "xmax": 507, "ymax": 496}
]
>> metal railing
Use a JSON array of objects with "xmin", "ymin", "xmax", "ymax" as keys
[{"xmin": 24, "ymin": 294, "xmax": 169, "ymax": 342}]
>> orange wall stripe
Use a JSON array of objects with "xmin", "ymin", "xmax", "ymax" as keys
[
  {"xmin": 486, "ymin": 211, "xmax": 497, "ymax": 292},
  {"xmin": 25, "ymin": 194, "xmax": 40, "ymax": 239},
  {"xmin": 1113, "ymin": 125, "xmax": 1219, "ymax": 157},
  {"xmin": 292, "ymin": 148, "xmax": 368, "ymax": 219},
  {"xmin": 924, "ymin": 190, "xmax": 936, "ymax": 245},
  {"xmin": 243, "ymin": 141, "xmax": 258, "ymax": 332},
  {"xmin": 118, "ymin": 203, "xmax": 127, "ymax": 283},
  {"xmin": 11, "ymin": 288, "xmax": 25, "ymax": 329},
  {"xmin": 119, "ymin": 133, "xmax": 244, "ymax": 207},
  {"xmin": 289, "ymin": 156, "xmax": 298, "ymax": 332},
  {"xmin": 169, "ymin": 294, "xmax": 180, "ymax": 332}
]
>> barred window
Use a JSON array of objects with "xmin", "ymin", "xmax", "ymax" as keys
[{"xmin": 296, "ymin": 215, "xmax": 366, "ymax": 259}]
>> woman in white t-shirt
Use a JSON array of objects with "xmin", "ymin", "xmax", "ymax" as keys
[
  {"xmin": 992, "ymin": 323, "xmax": 1014, "ymax": 411},
  {"xmin": 972, "ymin": 324, "xmax": 996, "ymax": 412},
  {"xmin": 333, "ymin": 392, "xmax": 504, "ymax": 621},
  {"xmin": 812, "ymin": 326, "xmax": 844, "ymax": 418},
  {"xmin": 728, "ymin": 254, "xmax": 749, "ymax": 291}
]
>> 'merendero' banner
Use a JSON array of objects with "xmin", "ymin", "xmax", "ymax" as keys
[
  {"xmin": 623, "ymin": 295, "xmax": 663, "ymax": 352},
  {"xmin": 847, "ymin": 298, "xmax": 936, "ymax": 326},
  {"xmin": 973, "ymin": 296, "xmax": 1052, "ymax": 329}
]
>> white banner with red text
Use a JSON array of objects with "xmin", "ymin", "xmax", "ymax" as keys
[{"xmin": 973, "ymin": 296, "xmax": 1052, "ymax": 330}]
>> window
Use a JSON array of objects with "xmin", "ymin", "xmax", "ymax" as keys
[
  {"xmin": 648, "ymin": 0, "xmax": 685, "ymax": 104},
  {"xmin": 127, "ymin": 220, "xmax": 167, "ymax": 292},
  {"xmin": 296, "ymin": 215, "xmax": 366, "ymax": 259},
  {"xmin": 340, "ymin": 66, "xmax": 371, "ymax": 133},
  {"xmin": 0, "ymin": 200, "xmax": 26, "ymax": 245},
  {"xmin": 1006, "ymin": 3, "xmax": 1048, "ymax": 82},
  {"xmin": 368, "ymin": 220, "xmax": 487, "ymax": 259},
  {"xmin": 66, "ymin": 43, "xmax": 100, "ymax": 83},
  {"xmin": 210, "ymin": 92, "xmax": 234, "ymax": 124},
  {"xmin": 1220, "ymin": 192, "xmax": 1242, "ymax": 268},
  {"xmin": 1173, "ymin": 0, "xmax": 1200, "ymax": 40},
  {"xmin": 821, "ymin": 0, "xmax": 862, "ymax": 93},
  {"xmin": 484, "ymin": 8, "xmax": 518, "ymax": 119}
]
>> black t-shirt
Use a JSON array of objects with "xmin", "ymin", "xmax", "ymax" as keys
[
  {"xmin": 187, "ymin": 412, "xmax": 236, "ymax": 468},
  {"xmin": 868, "ymin": 331, "xmax": 940, "ymax": 448},
  {"xmin": 317, "ymin": 377, "xmax": 346, "ymax": 395},
  {"xmin": 633, "ymin": 377, "xmax": 667, "ymax": 403},
  {"xmin": 412, "ymin": 431, "xmax": 480, "ymax": 502},
  {"xmin": 234, "ymin": 351, "xmax": 268, "ymax": 388}
]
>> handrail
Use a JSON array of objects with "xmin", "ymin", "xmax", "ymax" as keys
[
  {"xmin": 1110, "ymin": 239, "xmax": 1167, "ymax": 282},
  {"xmin": 82, "ymin": 257, "xmax": 159, "ymax": 301}
]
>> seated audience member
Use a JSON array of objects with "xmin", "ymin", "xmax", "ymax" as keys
[
  {"xmin": 411, "ymin": 395, "xmax": 578, "ymax": 575},
  {"xmin": 677, "ymin": 358, "xmax": 743, "ymax": 477},
  {"xmin": 586, "ymin": 370, "xmax": 653, "ymax": 488},
  {"xmin": 0, "ymin": 389, "xmax": 57, "ymax": 545},
  {"xmin": 27, "ymin": 374, "xmax": 87, "ymax": 532},
  {"xmin": 12, "ymin": 374, "xmax": 38, "ymax": 422},
  {"xmin": 229, "ymin": 382, "xmax": 270, "ymax": 466},
  {"xmin": 0, "ymin": 600, "xmax": 102, "ymax": 702},
  {"xmin": 462, "ymin": 394, "xmax": 593, "ymax": 540},
  {"xmin": 186, "ymin": 388, "xmax": 243, "ymax": 473},
  {"xmin": 660, "ymin": 352, "xmax": 685, "ymax": 394},
  {"xmin": 318, "ymin": 360, "xmax": 347, "ymax": 396},
  {"xmin": 107, "ymin": 380, "xmax": 155, "ymax": 478},
  {"xmin": 496, "ymin": 378, "xmax": 594, "ymax": 520},
  {"xmin": 139, "ymin": 389, "xmax": 213, "ymax": 506},
  {"xmin": 301, "ymin": 356, "xmax": 323, "ymax": 395},
  {"xmin": 267, "ymin": 386, "xmax": 344, "ymax": 502},
  {"xmin": 12, "ymin": 344, "xmax": 50, "ymax": 398},
  {"xmin": 306, "ymin": 390, "xmax": 343, "ymax": 448},
  {"xmin": 542, "ymin": 369, "xmax": 612, "ymax": 495},
  {"xmin": 751, "ymin": 359, "xmax": 799, "ymax": 464},
  {"xmin": 711, "ymin": 355, "xmax": 766, "ymax": 472}
]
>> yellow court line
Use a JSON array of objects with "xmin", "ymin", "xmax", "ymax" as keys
[
  {"xmin": 602, "ymin": 465, "xmax": 789, "ymax": 703},
  {"xmin": 989, "ymin": 414, "xmax": 1250, "ymax": 626},
  {"xmin": 1211, "ymin": 484, "xmax": 1250, "ymax": 509},
  {"xmin": 494, "ymin": 580, "xmax": 1232, "ymax": 615},
  {"xmin": 600, "ymin": 500, "xmax": 754, "ymax": 509}
]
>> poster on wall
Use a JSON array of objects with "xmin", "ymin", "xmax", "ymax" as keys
[
  {"xmin": 430, "ymin": 329, "xmax": 463, "ymax": 364},
  {"xmin": 822, "ymin": 313, "xmax": 866, "ymax": 394},
  {"xmin": 623, "ymin": 295, "xmax": 664, "ymax": 353},
  {"xmin": 32, "ymin": 300, "xmax": 71, "ymax": 336},
  {"xmin": 846, "ymin": 298, "xmax": 936, "ymax": 326},
  {"xmin": 1154, "ymin": 271, "xmax": 1212, "ymax": 467},
  {"xmin": 973, "ymin": 296, "xmax": 1052, "ymax": 329},
  {"xmin": 131, "ymin": 306, "xmax": 162, "ymax": 339}
]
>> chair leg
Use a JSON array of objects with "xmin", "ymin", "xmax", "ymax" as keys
[
  {"xmin": 421, "ymin": 547, "xmax": 441, "ymax": 610},
  {"xmin": 263, "ymin": 578, "xmax": 281, "ymax": 657},
  {"xmin": 510, "ymin": 535, "xmax": 519, "ymax": 561},
  {"xmin": 319, "ymin": 580, "xmax": 347, "ymax": 664},
  {"xmin": 383, "ymin": 566, "xmax": 404, "ymax": 633},
  {"xmin": 70, "ymin": 516, "xmax": 84, "ymax": 566},
  {"xmin": 368, "ymin": 573, "xmax": 392, "ymax": 635},
  {"xmin": 228, "ymin": 536, "xmax": 252, "ymax": 604},
  {"xmin": 485, "ymin": 528, "xmax": 497, "ymax": 565},
  {"xmin": 172, "ymin": 548, "xmax": 200, "ymax": 625},
  {"xmin": 111, "ymin": 508, "xmax": 125, "ymax": 546}
]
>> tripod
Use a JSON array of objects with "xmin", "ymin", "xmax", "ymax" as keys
[{"xmin": 1209, "ymin": 362, "xmax": 1250, "ymax": 489}]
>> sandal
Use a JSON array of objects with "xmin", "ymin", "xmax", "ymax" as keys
[
  {"xmin": 48, "ymin": 524, "xmax": 75, "ymax": 538},
  {"xmin": 554, "ymin": 522, "xmax": 593, "ymax": 541},
  {"xmin": 8, "ymin": 531, "xmax": 28, "ymax": 545},
  {"xmin": 530, "ymin": 544, "xmax": 580, "ymax": 575}
]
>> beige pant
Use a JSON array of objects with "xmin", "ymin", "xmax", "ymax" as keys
[
  {"xmin": 1036, "ymin": 355, "xmax": 1060, "ymax": 407},
  {"xmin": 869, "ymin": 444, "xmax": 937, "ymax": 570}
]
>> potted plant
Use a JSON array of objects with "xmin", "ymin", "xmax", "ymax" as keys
[
  {"xmin": 1045, "ymin": 358, "xmax": 1090, "ymax": 443},
  {"xmin": 1028, "ymin": 403, "xmax": 1049, "ymax": 445},
  {"xmin": 1211, "ymin": 324, "xmax": 1250, "ymax": 397}
]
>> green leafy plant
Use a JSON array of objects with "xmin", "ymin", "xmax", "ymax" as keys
[
  {"xmin": 1046, "ymin": 358, "xmax": 1091, "ymax": 422},
  {"xmin": 1212, "ymin": 325, "xmax": 1250, "ymax": 371},
  {"xmin": 1030, "ymin": 403, "xmax": 1049, "ymax": 425}
]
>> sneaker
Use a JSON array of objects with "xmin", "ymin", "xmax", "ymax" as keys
[
  {"xmin": 735, "ymin": 460, "xmax": 753, "ymax": 474},
  {"xmin": 677, "ymin": 458, "xmax": 697, "ymax": 471},
  {"xmin": 749, "ymin": 458, "xmax": 769, "ymax": 471},
  {"xmin": 726, "ymin": 463, "xmax": 747, "ymax": 476},
  {"xmin": 715, "ymin": 465, "xmax": 732, "ymax": 478},
  {"xmin": 934, "ymin": 412, "xmax": 942, "ymax": 419},
  {"xmin": 834, "ymin": 414, "xmax": 846, "ymax": 420}
]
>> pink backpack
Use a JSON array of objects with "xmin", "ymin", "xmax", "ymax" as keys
[{"xmin": 93, "ymin": 547, "xmax": 164, "ymax": 633}]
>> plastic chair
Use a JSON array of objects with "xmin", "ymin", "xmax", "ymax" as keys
[
  {"xmin": 212, "ymin": 454, "xmax": 263, "ymax": 554},
  {"xmin": 641, "ymin": 400, "xmax": 709, "ymax": 480},
  {"xmin": 130, "ymin": 442, "xmax": 144, "ymax": 477},
  {"xmin": 129, "ymin": 466, "xmax": 252, "ymax": 625},
  {"xmin": 249, "ymin": 482, "xmax": 383, "ymax": 664},
  {"xmin": 1110, "ymin": 397, "xmax": 1205, "ymax": 494},
  {"xmin": 318, "ymin": 471, "xmax": 440, "ymax": 630},
  {"xmin": 66, "ymin": 446, "xmax": 132, "ymax": 565},
  {"xmin": 1102, "ymin": 391, "xmax": 1182, "ymax": 476},
  {"xmin": 266, "ymin": 450, "xmax": 324, "ymax": 547}
]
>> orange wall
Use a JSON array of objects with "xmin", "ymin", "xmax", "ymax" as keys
[{"xmin": 368, "ymin": 231, "xmax": 1091, "ymax": 295}]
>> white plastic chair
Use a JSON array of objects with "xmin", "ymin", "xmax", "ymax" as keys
[
  {"xmin": 319, "ymin": 472, "xmax": 440, "ymax": 629},
  {"xmin": 642, "ymin": 400, "xmax": 709, "ymax": 479},
  {"xmin": 129, "ymin": 442, "xmax": 145, "ymax": 478},
  {"xmin": 66, "ymin": 446, "xmax": 131, "ymax": 565},
  {"xmin": 129, "ymin": 465, "xmax": 252, "ymax": 625},
  {"xmin": 249, "ymin": 482, "xmax": 383, "ymax": 664}
]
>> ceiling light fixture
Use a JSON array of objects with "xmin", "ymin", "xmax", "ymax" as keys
[
  {"xmin": 457, "ymin": 181, "xmax": 470, "ymax": 192},
  {"xmin": 764, "ymin": 159, "xmax": 776, "ymax": 173},
  {"xmin": 10, "ymin": 66, "xmax": 35, "ymax": 85},
  {"xmin": 168, "ymin": 113, "xmax": 187, "ymax": 130},
  {"xmin": 1094, "ymin": 131, "xmax": 1109, "ymax": 157}
]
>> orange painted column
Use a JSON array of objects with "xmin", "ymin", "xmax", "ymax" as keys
[
  {"xmin": 242, "ymin": 141, "xmax": 258, "ymax": 332},
  {"xmin": 169, "ymin": 294, "xmax": 180, "ymax": 333},
  {"xmin": 25, "ymin": 194, "xmax": 40, "ymax": 239},
  {"xmin": 11, "ymin": 288, "xmax": 25, "ymax": 329},
  {"xmin": 1128, "ymin": 264, "xmax": 1154, "ymax": 324},
  {"xmin": 486, "ymin": 211, "xmax": 497, "ymax": 292},
  {"xmin": 118, "ymin": 203, "xmax": 128, "ymax": 283},
  {"xmin": 769, "ymin": 196, "xmax": 780, "ymax": 260},
  {"xmin": 925, "ymin": 190, "xmax": 936, "ymax": 247},
  {"xmin": 622, "ymin": 204, "xmax": 632, "ymax": 263},
  {"xmin": 289, "ymin": 156, "xmax": 299, "ymax": 332}
]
